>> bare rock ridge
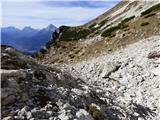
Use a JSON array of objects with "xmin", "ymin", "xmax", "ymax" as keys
[{"xmin": 1, "ymin": 0, "xmax": 160, "ymax": 120}]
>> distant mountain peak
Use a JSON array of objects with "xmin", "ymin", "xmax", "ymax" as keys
[
  {"xmin": 45, "ymin": 24, "xmax": 57, "ymax": 31},
  {"xmin": 22, "ymin": 26, "xmax": 38, "ymax": 31},
  {"xmin": 2, "ymin": 24, "xmax": 57, "ymax": 53},
  {"xmin": 2, "ymin": 26, "xmax": 20, "ymax": 31},
  {"xmin": 23, "ymin": 26, "xmax": 32, "ymax": 29},
  {"xmin": 47, "ymin": 24, "xmax": 55, "ymax": 27}
]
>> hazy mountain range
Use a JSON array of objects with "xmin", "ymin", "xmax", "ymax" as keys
[{"xmin": 1, "ymin": 24, "xmax": 56, "ymax": 53}]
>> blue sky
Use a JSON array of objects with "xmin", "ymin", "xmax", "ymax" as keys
[{"xmin": 1, "ymin": 0, "xmax": 120, "ymax": 29}]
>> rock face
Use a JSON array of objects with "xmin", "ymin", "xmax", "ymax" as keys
[{"xmin": 1, "ymin": 45, "xmax": 105, "ymax": 120}]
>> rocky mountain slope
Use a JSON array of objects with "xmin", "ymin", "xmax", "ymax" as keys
[
  {"xmin": 60, "ymin": 35, "xmax": 160, "ymax": 120},
  {"xmin": 1, "ymin": 0, "xmax": 160, "ymax": 120},
  {"xmin": 34, "ymin": 1, "xmax": 160, "ymax": 64},
  {"xmin": 2, "ymin": 36, "xmax": 160, "ymax": 120}
]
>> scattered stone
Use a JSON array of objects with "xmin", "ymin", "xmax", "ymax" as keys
[
  {"xmin": 76, "ymin": 109, "xmax": 94, "ymax": 120},
  {"xmin": 151, "ymin": 66, "xmax": 160, "ymax": 76},
  {"xmin": 2, "ymin": 116, "xmax": 13, "ymax": 120},
  {"xmin": 101, "ymin": 62, "xmax": 120, "ymax": 78},
  {"xmin": 148, "ymin": 51, "xmax": 160, "ymax": 59}
]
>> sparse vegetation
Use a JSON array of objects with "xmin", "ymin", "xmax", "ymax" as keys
[
  {"xmin": 141, "ymin": 22, "xmax": 150, "ymax": 26},
  {"xmin": 99, "ymin": 18, "xmax": 108, "ymax": 26},
  {"xmin": 68, "ymin": 54, "xmax": 75, "ymax": 59},
  {"xmin": 91, "ymin": 25, "xmax": 102, "ymax": 32},
  {"xmin": 101, "ymin": 16, "xmax": 133, "ymax": 37},
  {"xmin": 85, "ymin": 105, "xmax": 104, "ymax": 120},
  {"xmin": 33, "ymin": 53, "xmax": 45, "ymax": 60},
  {"xmin": 59, "ymin": 26, "xmax": 91, "ymax": 41},
  {"xmin": 39, "ymin": 48, "xmax": 47, "ymax": 54},
  {"xmin": 121, "ymin": 16, "xmax": 135, "ymax": 24},
  {"xmin": 101, "ymin": 21, "xmax": 129, "ymax": 37},
  {"xmin": 94, "ymin": 31, "xmax": 100, "ymax": 35},
  {"xmin": 101, "ymin": 25, "xmax": 120, "ymax": 37},
  {"xmin": 89, "ymin": 23, "xmax": 97, "ymax": 29},
  {"xmin": 119, "ymin": 23, "xmax": 129, "ymax": 29},
  {"xmin": 144, "ymin": 13, "xmax": 156, "ymax": 18},
  {"xmin": 2, "ymin": 59, "xmax": 28, "ymax": 69},
  {"xmin": 92, "ymin": 111, "xmax": 104, "ymax": 120},
  {"xmin": 141, "ymin": 3, "xmax": 160, "ymax": 16}
]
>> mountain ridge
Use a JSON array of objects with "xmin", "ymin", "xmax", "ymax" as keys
[
  {"xmin": 34, "ymin": 1, "xmax": 160, "ymax": 64},
  {"xmin": 1, "ymin": 24, "xmax": 57, "ymax": 53}
]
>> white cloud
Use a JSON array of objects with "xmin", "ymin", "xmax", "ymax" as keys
[{"xmin": 2, "ymin": 1, "xmax": 118, "ymax": 29}]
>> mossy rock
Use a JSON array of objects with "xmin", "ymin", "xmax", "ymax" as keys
[
  {"xmin": 92, "ymin": 111, "xmax": 104, "ymax": 120},
  {"xmin": 85, "ymin": 105, "xmax": 104, "ymax": 120}
]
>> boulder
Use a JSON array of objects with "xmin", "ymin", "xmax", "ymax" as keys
[
  {"xmin": 76, "ymin": 109, "xmax": 94, "ymax": 120},
  {"xmin": 1, "ymin": 77, "xmax": 21, "ymax": 105},
  {"xmin": 2, "ymin": 116, "xmax": 13, "ymax": 120},
  {"xmin": 151, "ymin": 66, "xmax": 160, "ymax": 76},
  {"xmin": 100, "ymin": 62, "xmax": 120, "ymax": 78},
  {"xmin": 148, "ymin": 51, "xmax": 160, "ymax": 59}
]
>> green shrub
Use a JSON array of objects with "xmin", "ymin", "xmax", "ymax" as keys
[
  {"xmin": 92, "ymin": 111, "xmax": 104, "ymax": 120},
  {"xmin": 59, "ymin": 26, "xmax": 91, "ymax": 41},
  {"xmin": 40, "ymin": 48, "xmax": 47, "ymax": 54},
  {"xmin": 34, "ymin": 53, "xmax": 45, "ymax": 60},
  {"xmin": 85, "ymin": 105, "xmax": 104, "ymax": 120},
  {"xmin": 99, "ymin": 19, "xmax": 108, "ymax": 26},
  {"xmin": 101, "ymin": 20, "xmax": 130, "ymax": 37},
  {"xmin": 94, "ymin": 31, "xmax": 100, "ymax": 35},
  {"xmin": 141, "ymin": 3, "xmax": 160, "ymax": 16},
  {"xmin": 68, "ymin": 54, "xmax": 75, "ymax": 59},
  {"xmin": 89, "ymin": 23, "xmax": 96, "ymax": 29},
  {"xmin": 141, "ymin": 22, "xmax": 150, "ymax": 26},
  {"xmin": 91, "ymin": 27, "xmax": 98, "ymax": 31},
  {"xmin": 144, "ymin": 13, "xmax": 156, "ymax": 18},
  {"xmin": 119, "ymin": 23, "xmax": 129, "ymax": 29},
  {"xmin": 91, "ymin": 25, "xmax": 103, "ymax": 32},
  {"xmin": 121, "ymin": 16, "xmax": 135, "ymax": 24},
  {"xmin": 2, "ymin": 59, "xmax": 28, "ymax": 69},
  {"xmin": 101, "ymin": 25, "xmax": 120, "ymax": 37},
  {"xmin": 59, "ymin": 25, "xmax": 70, "ymax": 32}
]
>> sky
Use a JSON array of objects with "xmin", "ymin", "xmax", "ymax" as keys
[{"xmin": 1, "ymin": 0, "xmax": 120, "ymax": 29}]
